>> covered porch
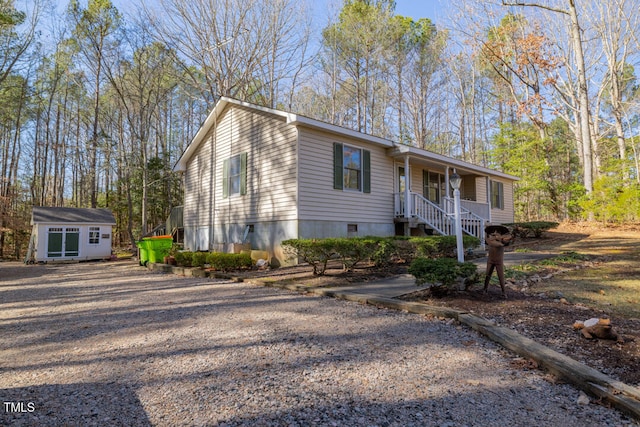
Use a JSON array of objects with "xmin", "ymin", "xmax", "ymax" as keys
[{"xmin": 387, "ymin": 144, "xmax": 500, "ymax": 243}]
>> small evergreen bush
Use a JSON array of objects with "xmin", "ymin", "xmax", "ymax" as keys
[
  {"xmin": 206, "ymin": 252, "xmax": 252, "ymax": 271},
  {"xmin": 191, "ymin": 252, "xmax": 208, "ymax": 268},
  {"xmin": 174, "ymin": 251, "xmax": 193, "ymax": 267},
  {"xmin": 408, "ymin": 257, "xmax": 479, "ymax": 292}
]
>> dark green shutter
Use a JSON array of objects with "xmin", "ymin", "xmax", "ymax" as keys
[
  {"xmin": 47, "ymin": 231, "xmax": 63, "ymax": 257},
  {"xmin": 363, "ymin": 149, "xmax": 371, "ymax": 193},
  {"xmin": 222, "ymin": 158, "xmax": 229, "ymax": 198},
  {"xmin": 240, "ymin": 152, "xmax": 247, "ymax": 195},
  {"xmin": 333, "ymin": 143, "xmax": 343, "ymax": 190},
  {"xmin": 64, "ymin": 230, "xmax": 79, "ymax": 257}
]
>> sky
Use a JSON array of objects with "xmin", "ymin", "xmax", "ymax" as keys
[
  {"xmin": 392, "ymin": 0, "xmax": 442, "ymax": 21},
  {"xmin": 53, "ymin": 0, "xmax": 443, "ymax": 23}
]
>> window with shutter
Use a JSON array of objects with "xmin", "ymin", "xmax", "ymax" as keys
[
  {"xmin": 333, "ymin": 143, "xmax": 370, "ymax": 193},
  {"xmin": 490, "ymin": 180, "xmax": 505, "ymax": 210}
]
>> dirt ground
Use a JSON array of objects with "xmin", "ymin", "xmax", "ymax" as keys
[{"xmin": 250, "ymin": 223, "xmax": 640, "ymax": 388}]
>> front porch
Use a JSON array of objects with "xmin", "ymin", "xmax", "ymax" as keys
[
  {"xmin": 385, "ymin": 144, "xmax": 507, "ymax": 245},
  {"xmin": 394, "ymin": 192, "xmax": 487, "ymax": 244}
]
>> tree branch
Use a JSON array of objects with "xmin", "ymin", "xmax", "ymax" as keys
[{"xmin": 501, "ymin": 1, "xmax": 569, "ymax": 15}]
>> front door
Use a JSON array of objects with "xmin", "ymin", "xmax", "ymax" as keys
[{"xmin": 398, "ymin": 166, "xmax": 406, "ymax": 193}]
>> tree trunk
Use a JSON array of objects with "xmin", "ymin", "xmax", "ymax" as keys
[{"xmin": 568, "ymin": 0, "xmax": 594, "ymax": 194}]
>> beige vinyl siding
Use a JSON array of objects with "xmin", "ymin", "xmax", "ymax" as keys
[
  {"xmin": 298, "ymin": 128, "xmax": 394, "ymax": 222},
  {"xmin": 185, "ymin": 106, "xmax": 297, "ymax": 226},
  {"xmin": 184, "ymin": 131, "xmax": 214, "ymax": 228},
  {"xmin": 410, "ymin": 166, "xmax": 423, "ymax": 196},
  {"xmin": 490, "ymin": 178, "xmax": 515, "ymax": 223},
  {"xmin": 476, "ymin": 177, "xmax": 488, "ymax": 205}
]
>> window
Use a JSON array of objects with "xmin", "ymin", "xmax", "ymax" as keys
[
  {"xmin": 491, "ymin": 180, "xmax": 505, "ymax": 210},
  {"xmin": 223, "ymin": 152, "xmax": 247, "ymax": 198},
  {"xmin": 333, "ymin": 143, "xmax": 371, "ymax": 193},
  {"xmin": 423, "ymin": 170, "xmax": 444, "ymax": 204},
  {"xmin": 89, "ymin": 227, "xmax": 100, "ymax": 244}
]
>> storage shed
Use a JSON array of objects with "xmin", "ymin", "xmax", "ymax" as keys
[{"xmin": 27, "ymin": 207, "xmax": 116, "ymax": 263}]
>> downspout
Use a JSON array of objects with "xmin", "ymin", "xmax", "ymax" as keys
[
  {"xmin": 209, "ymin": 107, "xmax": 217, "ymax": 251},
  {"xmin": 404, "ymin": 154, "xmax": 411, "ymax": 219},
  {"xmin": 445, "ymin": 167, "xmax": 450, "ymax": 213},
  {"xmin": 486, "ymin": 175, "xmax": 492, "ymax": 224}
]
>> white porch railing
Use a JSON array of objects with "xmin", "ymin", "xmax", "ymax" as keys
[
  {"xmin": 443, "ymin": 197, "xmax": 486, "ymax": 242},
  {"xmin": 394, "ymin": 192, "xmax": 486, "ymax": 244}
]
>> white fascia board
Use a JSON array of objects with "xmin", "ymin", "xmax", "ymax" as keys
[
  {"xmin": 174, "ymin": 97, "xmax": 395, "ymax": 172},
  {"xmin": 390, "ymin": 144, "xmax": 520, "ymax": 181},
  {"xmin": 286, "ymin": 115, "xmax": 394, "ymax": 148}
]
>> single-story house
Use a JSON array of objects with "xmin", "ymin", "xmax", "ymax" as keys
[
  {"xmin": 173, "ymin": 97, "xmax": 519, "ymax": 266},
  {"xmin": 27, "ymin": 207, "xmax": 116, "ymax": 263}
]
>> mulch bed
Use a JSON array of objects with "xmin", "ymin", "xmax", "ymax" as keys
[{"xmin": 398, "ymin": 286, "xmax": 640, "ymax": 387}]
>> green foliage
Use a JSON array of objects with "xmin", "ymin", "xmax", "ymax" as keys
[
  {"xmin": 491, "ymin": 120, "xmax": 582, "ymax": 221},
  {"xmin": 206, "ymin": 252, "xmax": 252, "ymax": 271},
  {"xmin": 282, "ymin": 236, "xmax": 481, "ymax": 275},
  {"xmin": 191, "ymin": 251, "xmax": 208, "ymax": 268},
  {"xmin": 174, "ymin": 251, "xmax": 192, "ymax": 267},
  {"xmin": 408, "ymin": 257, "xmax": 479, "ymax": 288},
  {"xmin": 538, "ymin": 251, "xmax": 589, "ymax": 265},
  {"xmin": 412, "ymin": 235, "xmax": 480, "ymax": 258},
  {"xmin": 505, "ymin": 221, "xmax": 558, "ymax": 238},
  {"xmin": 282, "ymin": 238, "xmax": 337, "ymax": 275},
  {"xmin": 579, "ymin": 176, "xmax": 640, "ymax": 224},
  {"xmin": 175, "ymin": 251, "xmax": 252, "ymax": 271},
  {"xmin": 331, "ymin": 236, "xmax": 381, "ymax": 271}
]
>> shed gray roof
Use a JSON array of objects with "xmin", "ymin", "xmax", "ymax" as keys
[{"xmin": 31, "ymin": 207, "xmax": 116, "ymax": 225}]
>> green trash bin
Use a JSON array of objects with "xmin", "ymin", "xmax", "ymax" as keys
[
  {"xmin": 136, "ymin": 240, "xmax": 150, "ymax": 266},
  {"xmin": 145, "ymin": 235, "xmax": 173, "ymax": 264}
]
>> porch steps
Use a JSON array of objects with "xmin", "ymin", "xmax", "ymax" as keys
[{"xmin": 396, "ymin": 192, "xmax": 485, "ymax": 245}]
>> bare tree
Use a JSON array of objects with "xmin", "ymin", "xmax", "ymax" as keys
[
  {"xmin": 501, "ymin": 0, "xmax": 594, "ymax": 193},
  {"xmin": 142, "ymin": 0, "xmax": 312, "ymax": 108}
]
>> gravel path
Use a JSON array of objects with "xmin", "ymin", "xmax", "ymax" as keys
[{"xmin": 1, "ymin": 261, "xmax": 637, "ymax": 426}]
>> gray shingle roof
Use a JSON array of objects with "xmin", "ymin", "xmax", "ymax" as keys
[{"xmin": 31, "ymin": 207, "xmax": 116, "ymax": 225}]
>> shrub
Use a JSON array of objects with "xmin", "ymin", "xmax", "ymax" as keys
[
  {"xmin": 206, "ymin": 252, "xmax": 252, "ymax": 271},
  {"xmin": 174, "ymin": 251, "xmax": 193, "ymax": 267},
  {"xmin": 283, "ymin": 235, "xmax": 482, "ymax": 273},
  {"xmin": 370, "ymin": 237, "xmax": 401, "ymax": 267},
  {"xmin": 408, "ymin": 257, "xmax": 479, "ymax": 291},
  {"xmin": 191, "ymin": 251, "xmax": 208, "ymax": 268},
  {"xmin": 282, "ymin": 238, "xmax": 336, "ymax": 275},
  {"xmin": 333, "ymin": 237, "xmax": 382, "ymax": 271},
  {"xmin": 410, "ymin": 236, "xmax": 481, "ymax": 259}
]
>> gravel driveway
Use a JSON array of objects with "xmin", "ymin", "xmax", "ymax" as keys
[{"xmin": 1, "ymin": 261, "xmax": 637, "ymax": 426}]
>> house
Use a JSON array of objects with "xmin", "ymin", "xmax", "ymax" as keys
[
  {"xmin": 26, "ymin": 207, "xmax": 116, "ymax": 263},
  {"xmin": 174, "ymin": 97, "xmax": 519, "ymax": 266}
]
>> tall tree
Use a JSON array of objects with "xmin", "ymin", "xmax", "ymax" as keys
[
  {"xmin": 501, "ymin": 0, "xmax": 595, "ymax": 194},
  {"xmin": 321, "ymin": 0, "xmax": 394, "ymax": 134},
  {"xmin": 144, "ymin": 0, "xmax": 311, "ymax": 108},
  {"xmin": 68, "ymin": 0, "xmax": 121, "ymax": 208}
]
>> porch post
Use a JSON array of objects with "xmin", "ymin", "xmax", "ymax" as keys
[
  {"xmin": 486, "ymin": 175, "xmax": 492, "ymax": 223},
  {"xmin": 445, "ymin": 168, "xmax": 450, "ymax": 194},
  {"xmin": 404, "ymin": 155, "xmax": 411, "ymax": 218}
]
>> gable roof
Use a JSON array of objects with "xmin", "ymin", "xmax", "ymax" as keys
[
  {"xmin": 31, "ymin": 207, "xmax": 116, "ymax": 225},
  {"xmin": 174, "ymin": 97, "xmax": 519, "ymax": 181}
]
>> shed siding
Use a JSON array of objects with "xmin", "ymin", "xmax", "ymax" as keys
[
  {"xmin": 33, "ymin": 223, "xmax": 112, "ymax": 262},
  {"xmin": 298, "ymin": 128, "xmax": 394, "ymax": 222}
]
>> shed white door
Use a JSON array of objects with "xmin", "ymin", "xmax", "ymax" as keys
[{"xmin": 47, "ymin": 227, "xmax": 80, "ymax": 258}]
